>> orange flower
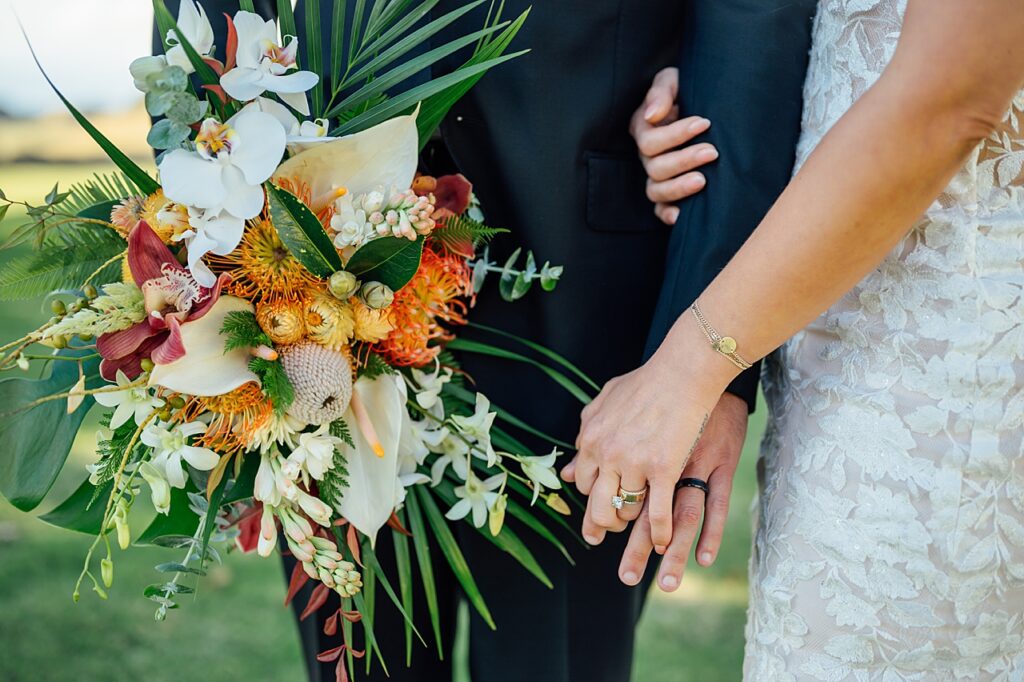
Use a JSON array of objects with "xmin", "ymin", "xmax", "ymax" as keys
[
  {"xmin": 374, "ymin": 246, "xmax": 472, "ymax": 367},
  {"xmin": 210, "ymin": 217, "xmax": 320, "ymax": 302},
  {"xmin": 188, "ymin": 382, "xmax": 273, "ymax": 453}
]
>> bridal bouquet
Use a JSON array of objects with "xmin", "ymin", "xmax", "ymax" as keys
[{"xmin": 0, "ymin": 1, "xmax": 590, "ymax": 677}]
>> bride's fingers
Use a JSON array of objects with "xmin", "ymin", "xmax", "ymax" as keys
[
  {"xmin": 615, "ymin": 472, "xmax": 648, "ymax": 523},
  {"xmin": 654, "ymin": 203, "xmax": 680, "ymax": 226},
  {"xmin": 581, "ymin": 491, "xmax": 626, "ymax": 545},
  {"xmin": 588, "ymin": 470, "xmax": 627, "ymax": 535},
  {"xmin": 635, "ymin": 116, "xmax": 711, "ymax": 159},
  {"xmin": 642, "ymin": 143, "xmax": 719, "ymax": 183},
  {"xmin": 642, "ymin": 67, "xmax": 679, "ymax": 124},
  {"xmin": 694, "ymin": 466, "xmax": 735, "ymax": 567},
  {"xmin": 619, "ymin": 505, "xmax": 654, "ymax": 586},
  {"xmin": 647, "ymin": 477, "xmax": 677, "ymax": 552},
  {"xmin": 657, "ymin": 484, "xmax": 708, "ymax": 592},
  {"xmin": 646, "ymin": 172, "xmax": 707, "ymax": 204},
  {"xmin": 559, "ymin": 456, "xmax": 577, "ymax": 483}
]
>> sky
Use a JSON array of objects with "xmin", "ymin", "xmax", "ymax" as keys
[{"xmin": 0, "ymin": 0, "xmax": 151, "ymax": 118}]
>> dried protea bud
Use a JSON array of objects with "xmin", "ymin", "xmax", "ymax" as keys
[
  {"xmin": 328, "ymin": 270, "xmax": 360, "ymax": 300},
  {"xmin": 351, "ymin": 299, "xmax": 394, "ymax": 343},
  {"xmin": 256, "ymin": 299, "xmax": 306, "ymax": 345},
  {"xmin": 279, "ymin": 341, "xmax": 354, "ymax": 425},
  {"xmin": 360, "ymin": 281, "xmax": 394, "ymax": 310},
  {"xmin": 305, "ymin": 291, "xmax": 356, "ymax": 351}
]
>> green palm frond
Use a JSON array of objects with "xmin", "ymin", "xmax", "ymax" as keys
[
  {"xmin": 63, "ymin": 172, "xmax": 139, "ymax": 216},
  {"xmin": 0, "ymin": 225, "xmax": 126, "ymax": 301}
]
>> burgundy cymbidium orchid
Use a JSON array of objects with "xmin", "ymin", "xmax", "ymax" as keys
[{"xmin": 96, "ymin": 222, "xmax": 230, "ymax": 381}]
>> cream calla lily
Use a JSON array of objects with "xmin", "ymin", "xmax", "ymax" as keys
[
  {"xmin": 334, "ymin": 374, "xmax": 406, "ymax": 543},
  {"xmin": 272, "ymin": 109, "xmax": 419, "ymax": 205},
  {"xmin": 149, "ymin": 296, "xmax": 259, "ymax": 396}
]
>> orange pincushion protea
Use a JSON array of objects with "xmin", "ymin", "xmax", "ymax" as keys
[
  {"xmin": 188, "ymin": 382, "xmax": 274, "ymax": 453},
  {"xmin": 210, "ymin": 217, "xmax": 320, "ymax": 302},
  {"xmin": 374, "ymin": 246, "xmax": 473, "ymax": 367}
]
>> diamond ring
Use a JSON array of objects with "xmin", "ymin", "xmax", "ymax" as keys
[{"xmin": 611, "ymin": 486, "xmax": 648, "ymax": 510}]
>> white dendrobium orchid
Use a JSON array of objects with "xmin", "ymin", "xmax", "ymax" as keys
[
  {"xmin": 158, "ymin": 104, "xmax": 285, "ymax": 223},
  {"xmin": 273, "ymin": 108, "xmax": 419, "ymax": 211},
  {"xmin": 142, "ymin": 420, "xmax": 220, "ymax": 489},
  {"xmin": 410, "ymin": 362, "xmax": 452, "ymax": 414},
  {"xmin": 445, "ymin": 472, "xmax": 506, "ymax": 528},
  {"xmin": 334, "ymin": 374, "xmax": 406, "ymax": 543},
  {"xmin": 521, "ymin": 449, "xmax": 563, "ymax": 505},
  {"xmin": 139, "ymin": 461, "xmax": 172, "ymax": 515},
  {"xmin": 176, "ymin": 206, "xmax": 245, "ymax": 287},
  {"xmin": 220, "ymin": 11, "xmax": 319, "ymax": 115},
  {"xmin": 94, "ymin": 370, "xmax": 165, "ymax": 429},
  {"xmin": 283, "ymin": 424, "xmax": 344, "ymax": 483},
  {"xmin": 149, "ymin": 296, "xmax": 260, "ymax": 396},
  {"xmin": 429, "ymin": 433, "xmax": 470, "ymax": 486},
  {"xmin": 164, "ymin": 0, "xmax": 215, "ymax": 74},
  {"xmin": 254, "ymin": 97, "xmax": 336, "ymax": 154},
  {"xmin": 450, "ymin": 393, "xmax": 499, "ymax": 466}
]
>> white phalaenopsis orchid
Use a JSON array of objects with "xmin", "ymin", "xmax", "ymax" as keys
[
  {"xmin": 255, "ymin": 97, "xmax": 335, "ymax": 154},
  {"xmin": 142, "ymin": 420, "xmax": 220, "ymax": 489},
  {"xmin": 177, "ymin": 206, "xmax": 245, "ymax": 288},
  {"xmin": 165, "ymin": 0, "xmax": 215, "ymax": 74},
  {"xmin": 283, "ymin": 425, "xmax": 344, "ymax": 483},
  {"xmin": 445, "ymin": 472, "xmax": 506, "ymax": 528},
  {"xmin": 521, "ymin": 449, "xmax": 563, "ymax": 505},
  {"xmin": 220, "ymin": 11, "xmax": 319, "ymax": 115},
  {"xmin": 94, "ymin": 370, "xmax": 165, "ymax": 429}
]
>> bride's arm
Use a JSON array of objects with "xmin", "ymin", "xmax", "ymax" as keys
[{"xmin": 572, "ymin": 0, "xmax": 1024, "ymax": 563}]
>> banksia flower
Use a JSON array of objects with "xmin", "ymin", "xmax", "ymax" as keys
[
  {"xmin": 256, "ymin": 299, "xmax": 306, "ymax": 345},
  {"xmin": 304, "ymin": 290, "xmax": 356, "ymax": 351},
  {"xmin": 279, "ymin": 341, "xmax": 353, "ymax": 425}
]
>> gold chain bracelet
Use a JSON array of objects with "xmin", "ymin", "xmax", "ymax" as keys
[{"xmin": 690, "ymin": 303, "xmax": 753, "ymax": 371}]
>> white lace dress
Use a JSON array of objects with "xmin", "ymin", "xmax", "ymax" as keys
[{"xmin": 743, "ymin": 1, "xmax": 1024, "ymax": 680}]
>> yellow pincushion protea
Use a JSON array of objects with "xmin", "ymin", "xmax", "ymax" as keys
[
  {"xmin": 304, "ymin": 290, "xmax": 356, "ymax": 351},
  {"xmin": 351, "ymin": 298, "xmax": 395, "ymax": 343},
  {"xmin": 256, "ymin": 298, "xmax": 306, "ymax": 345},
  {"xmin": 140, "ymin": 190, "xmax": 191, "ymax": 243},
  {"xmin": 212, "ymin": 218, "xmax": 319, "ymax": 302}
]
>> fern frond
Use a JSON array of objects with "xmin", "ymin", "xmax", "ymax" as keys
[
  {"xmin": 357, "ymin": 352, "xmax": 397, "ymax": 380},
  {"xmin": 248, "ymin": 357, "xmax": 295, "ymax": 415},
  {"xmin": 0, "ymin": 225, "xmax": 126, "ymax": 300},
  {"xmin": 432, "ymin": 215, "xmax": 507, "ymax": 256},
  {"xmin": 318, "ymin": 447, "xmax": 350, "ymax": 509},
  {"xmin": 330, "ymin": 418, "xmax": 355, "ymax": 449},
  {"xmin": 221, "ymin": 311, "xmax": 272, "ymax": 352}
]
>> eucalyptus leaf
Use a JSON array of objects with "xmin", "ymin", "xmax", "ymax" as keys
[
  {"xmin": 266, "ymin": 182, "xmax": 342, "ymax": 277},
  {"xmin": 498, "ymin": 247, "xmax": 521, "ymax": 302},
  {"xmin": 145, "ymin": 64, "xmax": 189, "ymax": 93},
  {"xmin": 147, "ymin": 119, "xmax": 192, "ymax": 150},
  {"xmin": 345, "ymin": 235, "xmax": 424, "ymax": 291},
  {"xmin": 155, "ymin": 562, "xmax": 207, "ymax": 576},
  {"xmin": 164, "ymin": 92, "xmax": 202, "ymax": 124}
]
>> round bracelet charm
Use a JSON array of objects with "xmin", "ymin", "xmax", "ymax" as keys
[{"xmin": 714, "ymin": 336, "xmax": 738, "ymax": 355}]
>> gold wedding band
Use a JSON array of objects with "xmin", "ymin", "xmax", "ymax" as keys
[{"xmin": 611, "ymin": 486, "xmax": 648, "ymax": 510}]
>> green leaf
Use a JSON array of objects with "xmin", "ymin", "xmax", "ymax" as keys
[
  {"xmin": 249, "ymin": 357, "xmax": 295, "ymax": 414},
  {"xmin": 404, "ymin": 488, "xmax": 443, "ymax": 653},
  {"xmin": 39, "ymin": 478, "xmax": 114, "ymax": 534},
  {"xmin": 329, "ymin": 0, "xmax": 347, "ymax": 104},
  {"xmin": 276, "ymin": 0, "xmax": 299, "ymax": 55},
  {"xmin": 239, "ymin": 0, "xmax": 256, "ymax": 12},
  {"xmin": 414, "ymin": 486, "xmax": 495, "ymax": 629},
  {"xmin": 147, "ymin": 118, "xmax": 192, "ymax": 150},
  {"xmin": 392, "ymin": 511, "xmax": 415, "ymax": 666},
  {"xmin": 221, "ymin": 310, "xmax": 272, "ymax": 352},
  {"xmin": 0, "ymin": 349, "xmax": 101, "ymax": 511},
  {"xmin": 266, "ymin": 183, "xmax": 342, "ymax": 277},
  {"xmin": 222, "ymin": 453, "xmax": 261, "ymax": 504},
  {"xmin": 446, "ymin": 338, "xmax": 593, "ymax": 405},
  {"xmin": 20, "ymin": 29, "xmax": 158, "ymax": 195},
  {"xmin": 467, "ymin": 322, "xmax": 601, "ymax": 393},
  {"xmin": 304, "ymin": 0, "xmax": 323, "ymax": 116},
  {"xmin": 361, "ymin": 540, "xmax": 424, "ymax": 646},
  {"xmin": 345, "ymin": 235, "xmax": 424, "ymax": 291},
  {"xmin": 155, "ymin": 562, "xmax": 206, "ymax": 576}
]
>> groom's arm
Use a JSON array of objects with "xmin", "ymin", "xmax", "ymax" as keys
[{"xmin": 641, "ymin": 0, "xmax": 818, "ymax": 413}]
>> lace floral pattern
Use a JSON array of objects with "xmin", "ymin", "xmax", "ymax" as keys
[{"xmin": 744, "ymin": 1, "xmax": 1024, "ymax": 680}]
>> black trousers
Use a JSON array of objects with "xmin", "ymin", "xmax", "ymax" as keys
[{"xmin": 283, "ymin": 511, "xmax": 652, "ymax": 682}]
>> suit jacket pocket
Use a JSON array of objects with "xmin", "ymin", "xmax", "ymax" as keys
[{"xmin": 584, "ymin": 151, "xmax": 663, "ymax": 233}]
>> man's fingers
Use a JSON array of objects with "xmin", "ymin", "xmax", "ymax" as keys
[
  {"xmin": 642, "ymin": 143, "xmax": 719, "ymax": 183},
  {"xmin": 635, "ymin": 116, "xmax": 710, "ymax": 158},
  {"xmin": 647, "ymin": 477, "xmax": 676, "ymax": 552},
  {"xmin": 619, "ymin": 505, "xmax": 654, "ymax": 586},
  {"xmin": 695, "ymin": 466, "xmax": 735, "ymax": 567},
  {"xmin": 654, "ymin": 203, "xmax": 680, "ymax": 225},
  {"xmin": 572, "ymin": 458, "xmax": 598, "ymax": 495},
  {"xmin": 646, "ymin": 172, "xmax": 707, "ymax": 203},
  {"xmin": 588, "ymin": 470, "xmax": 626, "ymax": 534},
  {"xmin": 560, "ymin": 456, "xmax": 577, "ymax": 483},
  {"xmin": 657, "ymin": 486, "xmax": 707, "ymax": 592},
  {"xmin": 643, "ymin": 67, "xmax": 680, "ymax": 124}
]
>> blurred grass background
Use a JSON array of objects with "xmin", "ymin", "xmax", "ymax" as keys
[{"xmin": 0, "ymin": 115, "xmax": 763, "ymax": 681}]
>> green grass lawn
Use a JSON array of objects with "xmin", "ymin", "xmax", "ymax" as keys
[{"xmin": 0, "ymin": 162, "xmax": 762, "ymax": 682}]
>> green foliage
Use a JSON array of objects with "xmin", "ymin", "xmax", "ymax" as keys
[
  {"xmin": 62, "ymin": 173, "xmax": 138, "ymax": 216},
  {"xmin": 432, "ymin": 215, "xmax": 507, "ymax": 255},
  {"xmin": 345, "ymin": 234, "xmax": 424, "ymax": 291},
  {"xmin": 220, "ymin": 311, "xmax": 273, "ymax": 353},
  {"xmin": 329, "ymin": 418, "xmax": 355, "ymax": 449},
  {"xmin": 266, "ymin": 183, "xmax": 342, "ymax": 278},
  {"xmin": 356, "ymin": 352, "xmax": 397, "ymax": 380},
  {"xmin": 87, "ymin": 412, "xmax": 149, "ymax": 505},
  {"xmin": 318, "ymin": 447, "xmax": 350, "ymax": 509},
  {"xmin": 0, "ymin": 224, "xmax": 127, "ymax": 300},
  {"xmin": 248, "ymin": 358, "xmax": 295, "ymax": 415}
]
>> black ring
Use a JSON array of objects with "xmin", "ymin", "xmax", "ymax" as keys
[{"xmin": 676, "ymin": 477, "xmax": 709, "ymax": 495}]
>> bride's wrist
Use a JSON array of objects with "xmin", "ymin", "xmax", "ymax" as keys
[{"xmin": 650, "ymin": 306, "xmax": 744, "ymax": 405}]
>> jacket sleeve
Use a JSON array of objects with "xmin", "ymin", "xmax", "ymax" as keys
[{"xmin": 643, "ymin": 0, "xmax": 818, "ymax": 413}]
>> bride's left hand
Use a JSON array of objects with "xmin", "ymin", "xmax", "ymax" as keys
[{"xmin": 561, "ymin": 349, "xmax": 722, "ymax": 553}]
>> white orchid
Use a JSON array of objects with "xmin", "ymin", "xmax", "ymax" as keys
[
  {"xmin": 142, "ymin": 420, "xmax": 220, "ymax": 489},
  {"xmin": 254, "ymin": 451, "xmax": 295, "ymax": 507},
  {"xmin": 164, "ymin": 0, "xmax": 215, "ymax": 74},
  {"xmin": 450, "ymin": 393, "xmax": 498, "ymax": 466},
  {"xmin": 158, "ymin": 104, "xmax": 285, "ymax": 234},
  {"xmin": 254, "ymin": 97, "xmax": 335, "ymax": 153},
  {"xmin": 521, "ymin": 449, "xmax": 563, "ymax": 505},
  {"xmin": 176, "ymin": 206, "xmax": 245, "ymax": 288},
  {"xmin": 220, "ymin": 11, "xmax": 319, "ymax": 115},
  {"xmin": 429, "ymin": 433, "xmax": 471, "ymax": 485},
  {"xmin": 257, "ymin": 504, "xmax": 278, "ymax": 557},
  {"xmin": 94, "ymin": 370, "xmax": 165, "ymax": 429},
  {"xmin": 410, "ymin": 363, "xmax": 452, "ymax": 414},
  {"xmin": 283, "ymin": 424, "xmax": 344, "ymax": 483},
  {"xmin": 139, "ymin": 461, "xmax": 172, "ymax": 515},
  {"xmin": 445, "ymin": 472, "xmax": 506, "ymax": 528}
]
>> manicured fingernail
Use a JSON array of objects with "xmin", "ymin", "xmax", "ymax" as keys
[
  {"xmin": 622, "ymin": 571, "xmax": 638, "ymax": 584},
  {"xmin": 661, "ymin": 574, "xmax": 678, "ymax": 589},
  {"xmin": 584, "ymin": 534, "xmax": 599, "ymax": 545},
  {"xmin": 688, "ymin": 117, "xmax": 710, "ymax": 133},
  {"xmin": 654, "ymin": 545, "xmax": 667, "ymax": 555},
  {"xmin": 644, "ymin": 104, "xmax": 658, "ymax": 121},
  {"xmin": 700, "ymin": 551, "xmax": 713, "ymax": 565},
  {"xmin": 685, "ymin": 174, "xmax": 706, "ymax": 191},
  {"xmin": 697, "ymin": 147, "xmax": 719, "ymax": 162}
]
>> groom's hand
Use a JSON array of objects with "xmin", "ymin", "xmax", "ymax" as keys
[
  {"xmin": 630, "ymin": 67, "xmax": 718, "ymax": 226},
  {"xmin": 617, "ymin": 393, "xmax": 748, "ymax": 592}
]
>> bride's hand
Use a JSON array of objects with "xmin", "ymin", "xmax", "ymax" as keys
[
  {"xmin": 630, "ymin": 67, "xmax": 718, "ymax": 225},
  {"xmin": 561, "ymin": 345, "xmax": 723, "ymax": 552}
]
